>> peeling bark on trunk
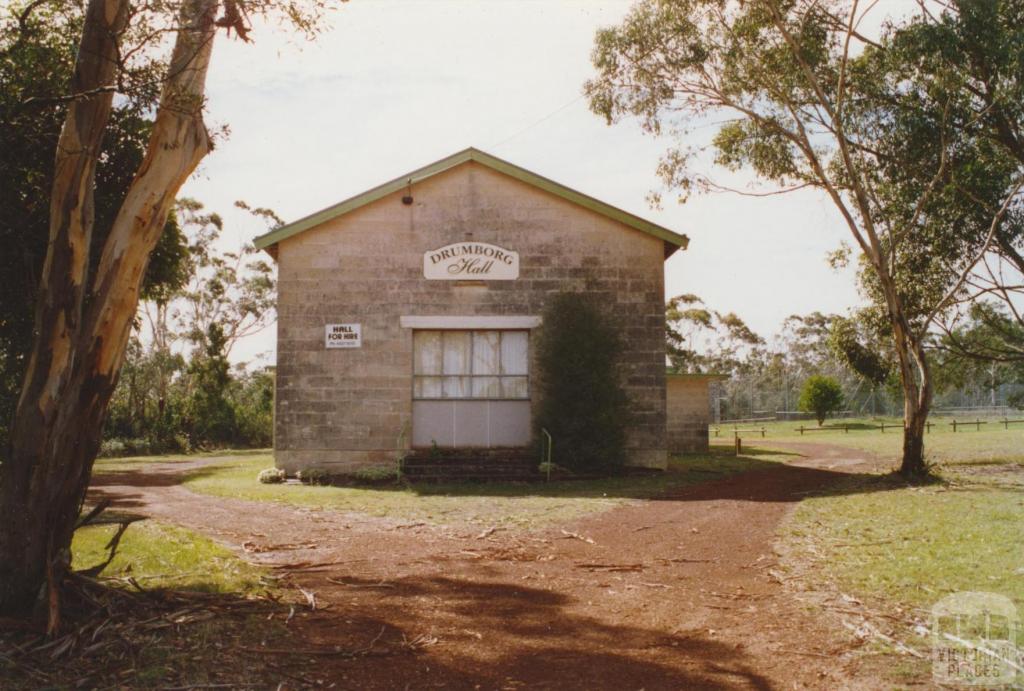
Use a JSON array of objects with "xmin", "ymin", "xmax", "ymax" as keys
[{"xmin": 0, "ymin": 0, "xmax": 218, "ymax": 619}]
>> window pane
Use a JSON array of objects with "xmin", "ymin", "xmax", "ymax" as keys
[
  {"xmin": 442, "ymin": 331, "xmax": 471, "ymax": 375},
  {"xmin": 414, "ymin": 376, "xmax": 443, "ymax": 399},
  {"xmin": 472, "ymin": 331, "xmax": 500, "ymax": 375},
  {"xmin": 472, "ymin": 376, "xmax": 501, "ymax": 398},
  {"xmin": 501, "ymin": 331, "xmax": 529, "ymax": 375},
  {"xmin": 443, "ymin": 375, "xmax": 470, "ymax": 398},
  {"xmin": 501, "ymin": 376, "xmax": 529, "ymax": 399},
  {"xmin": 413, "ymin": 331, "xmax": 442, "ymax": 375}
]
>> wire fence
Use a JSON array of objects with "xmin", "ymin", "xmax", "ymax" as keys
[
  {"xmin": 711, "ymin": 375, "xmax": 1024, "ymax": 423},
  {"xmin": 712, "ymin": 415, "xmax": 1024, "ymax": 438}
]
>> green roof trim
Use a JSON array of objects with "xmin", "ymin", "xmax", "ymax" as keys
[
  {"xmin": 666, "ymin": 372, "xmax": 730, "ymax": 381},
  {"xmin": 253, "ymin": 147, "xmax": 689, "ymax": 254}
]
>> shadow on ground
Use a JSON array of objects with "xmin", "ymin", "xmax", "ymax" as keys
[
  {"xmin": 291, "ymin": 574, "xmax": 778, "ymax": 690},
  {"xmin": 2, "ymin": 571, "xmax": 782, "ymax": 689},
  {"xmin": 89, "ymin": 447, "xmax": 911, "ymax": 507}
]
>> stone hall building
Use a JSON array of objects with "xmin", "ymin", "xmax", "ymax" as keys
[{"xmin": 255, "ymin": 148, "xmax": 713, "ymax": 474}]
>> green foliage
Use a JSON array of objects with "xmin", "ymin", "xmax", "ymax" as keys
[
  {"xmin": 939, "ymin": 302, "xmax": 1024, "ymax": 365},
  {"xmin": 666, "ymin": 293, "xmax": 763, "ymax": 374},
  {"xmin": 536, "ymin": 293, "xmax": 629, "ymax": 471},
  {"xmin": 351, "ymin": 466, "xmax": 397, "ymax": 483},
  {"xmin": 185, "ymin": 324, "xmax": 236, "ymax": 447},
  {"xmin": 230, "ymin": 367, "xmax": 274, "ymax": 448},
  {"xmin": 932, "ymin": 302, "xmax": 1024, "ymax": 405},
  {"xmin": 142, "ymin": 213, "xmax": 192, "ymax": 305},
  {"xmin": 0, "ymin": 6, "xmax": 187, "ymax": 445},
  {"xmin": 828, "ymin": 316, "xmax": 891, "ymax": 386},
  {"xmin": 104, "ymin": 336, "xmax": 190, "ymax": 453},
  {"xmin": 101, "ymin": 199, "xmax": 278, "ymax": 453},
  {"xmin": 586, "ymin": 0, "xmax": 1024, "ymax": 472},
  {"xmin": 175, "ymin": 200, "xmax": 278, "ymax": 356},
  {"xmin": 297, "ymin": 468, "xmax": 331, "ymax": 485},
  {"xmin": 798, "ymin": 375, "xmax": 845, "ymax": 426}
]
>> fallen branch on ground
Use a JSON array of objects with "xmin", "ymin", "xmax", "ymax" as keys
[
  {"xmin": 559, "ymin": 529, "xmax": 595, "ymax": 544},
  {"xmin": 326, "ymin": 578, "xmax": 396, "ymax": 589},
  {"xmin": 574, "ymin": 563, "xmax": 645, "ymax": 572}
]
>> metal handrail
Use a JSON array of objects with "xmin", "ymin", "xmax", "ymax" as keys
[
  {"xmin": 395, "ymin": 420, "xmax": 410, "ymax": 479},
  {"xmin": 540, "ymin": 427, "xmax": 553, "ymax": 482}
]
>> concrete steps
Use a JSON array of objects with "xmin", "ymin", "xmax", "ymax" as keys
[{"xmin": 402, "ymin": 448, "xmax": 539, "ymax": 483}]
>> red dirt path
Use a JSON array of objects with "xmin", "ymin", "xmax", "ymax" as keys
[{"xmin": 88, "ymin": 445, "xmax": 899, "ymax": 690}]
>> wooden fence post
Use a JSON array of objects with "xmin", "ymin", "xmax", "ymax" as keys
[{"xmin": 734, "ymin": 436, "xmax": 742, "ymax": 455}]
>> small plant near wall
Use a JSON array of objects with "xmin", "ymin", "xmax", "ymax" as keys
[
  {"xmin": 536, "ymin": 293, "xmax": 629, "ymax": 472},
  {"xmin": 297, "ymin": 469, "xmax": 332, "ymax": 486},
  {"xmin": 257, "ymin": 468, "xmax": 286, "ymax": 484},
  {"xmin": 798, "ymin": 376, "xmax": 845, "ymax": 426},
  {"xmin": 352, "ymin": 466, "xmax": 398, "ymax": 484}
]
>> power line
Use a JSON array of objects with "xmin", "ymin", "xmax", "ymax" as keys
[{"xmin": 488, "ymin": 94, "xmax": 586, "ymax": 150}]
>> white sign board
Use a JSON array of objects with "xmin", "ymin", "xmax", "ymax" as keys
[
  {"xmin": 325, "ymin": 323, "xmax": 361, "ymax": 348},
  {"xmin": 423, "ymin": 242, "xmax": 519, "ymax": 280}
]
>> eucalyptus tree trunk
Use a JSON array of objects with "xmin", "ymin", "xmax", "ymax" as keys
[
  {"xmin": 879, "ymin": 279, "xmax": 933, "ymax": 478},
  {"xmin": 0, "ymin": 0, "xmax": 217, "ymax": 620},
  {"xmin": 895, "ymin": 323, "xmax": 933, "ymax": 478}
]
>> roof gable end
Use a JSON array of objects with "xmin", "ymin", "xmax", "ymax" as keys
[{"xmin": 253, "ymin": 147, "xmax": 689, "ymax": 257}]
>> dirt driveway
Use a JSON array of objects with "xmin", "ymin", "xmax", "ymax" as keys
[{"xmin": 89, "ymin": 445, "xmax": 894, "ymax": 690}]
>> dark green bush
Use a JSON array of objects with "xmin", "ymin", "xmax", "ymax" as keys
[
  {"xmin": 798, "ymin": 375, "xmax": 845, "ymax": 426},
  {"xmin": 535, "ymin": 293, "xmax": 629, "ymax": 472}
]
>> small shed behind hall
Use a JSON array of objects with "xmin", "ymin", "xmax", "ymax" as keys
[{"xmin": 666, "ymin": 373, "xmax": 727, "ymax": 454}]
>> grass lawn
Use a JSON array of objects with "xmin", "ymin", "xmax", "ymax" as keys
[
  {"xmin": 716, "ymin": 416, "xmax": 1024, "ymax": 469},
  {"xmin": 782, "ymin": 470, "xmax": 1024, "ymax": 611},
  {"xmin": 182, "ymin": 449, "xmax": 783, "ymax": 528},
  {"xmin": 0, "ymin": 520, "xmax": 289, "ymax": 690},
  {"xmin": 774, "ymin": 420, "xmax": 1024, "ymax": 681},
  {"xmin": 92, "ymin": 447, "xmax": 271, "ymax": 473},
  {"xmin": 73, "ymin": 519, "xmax": 271, "ymax": 594}
]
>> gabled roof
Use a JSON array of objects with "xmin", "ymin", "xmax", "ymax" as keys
[{"xmin": 253, "ymin": 147, "xmax": 689, "ymax": 257}]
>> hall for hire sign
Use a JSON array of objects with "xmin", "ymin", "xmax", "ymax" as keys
[
  {"xmin": 423, "ymin": 242, "xmax": 519, "ymax": 280},
  {"xmin": 325, "ymin": 323, "xmax": 361, "ymax": 348}
]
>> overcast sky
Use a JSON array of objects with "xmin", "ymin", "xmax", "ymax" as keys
[{"xmin": 180, "ymin": 0, "xmax": 874, "ymax": 366}]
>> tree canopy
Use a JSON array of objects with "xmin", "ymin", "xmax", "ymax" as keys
[
  {"xmin": 586, "ymin": 0, "xmax": 1024, "ymax": 476},
  {"xmin": 0, "ymin": 6, "xmax": 188, "ymax": 443},
  {"xmin": 0, "ymin": 0, "xmax": 332, "ymax": 623}
]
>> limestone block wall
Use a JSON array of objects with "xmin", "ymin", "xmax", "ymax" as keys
[
  {"xmin": 666, "ymin": 376, "xmax": 714, "ymax": 454},
  {"xmin": 273, "ymin": 161, "xmax": 668, "ymax": 472}
]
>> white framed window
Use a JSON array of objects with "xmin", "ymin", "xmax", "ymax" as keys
[{"xmin": 413, "ymin": 330, "xmax": 529, "ymax": 400}]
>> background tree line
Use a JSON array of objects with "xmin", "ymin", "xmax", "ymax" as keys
[
  {"xmin": 100, "ymin": 201, "xmax": 278, "ymax": 456},
  {"xmin": 667, "ymin": 294, "xmax": 1024, "ymax": 422}
]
